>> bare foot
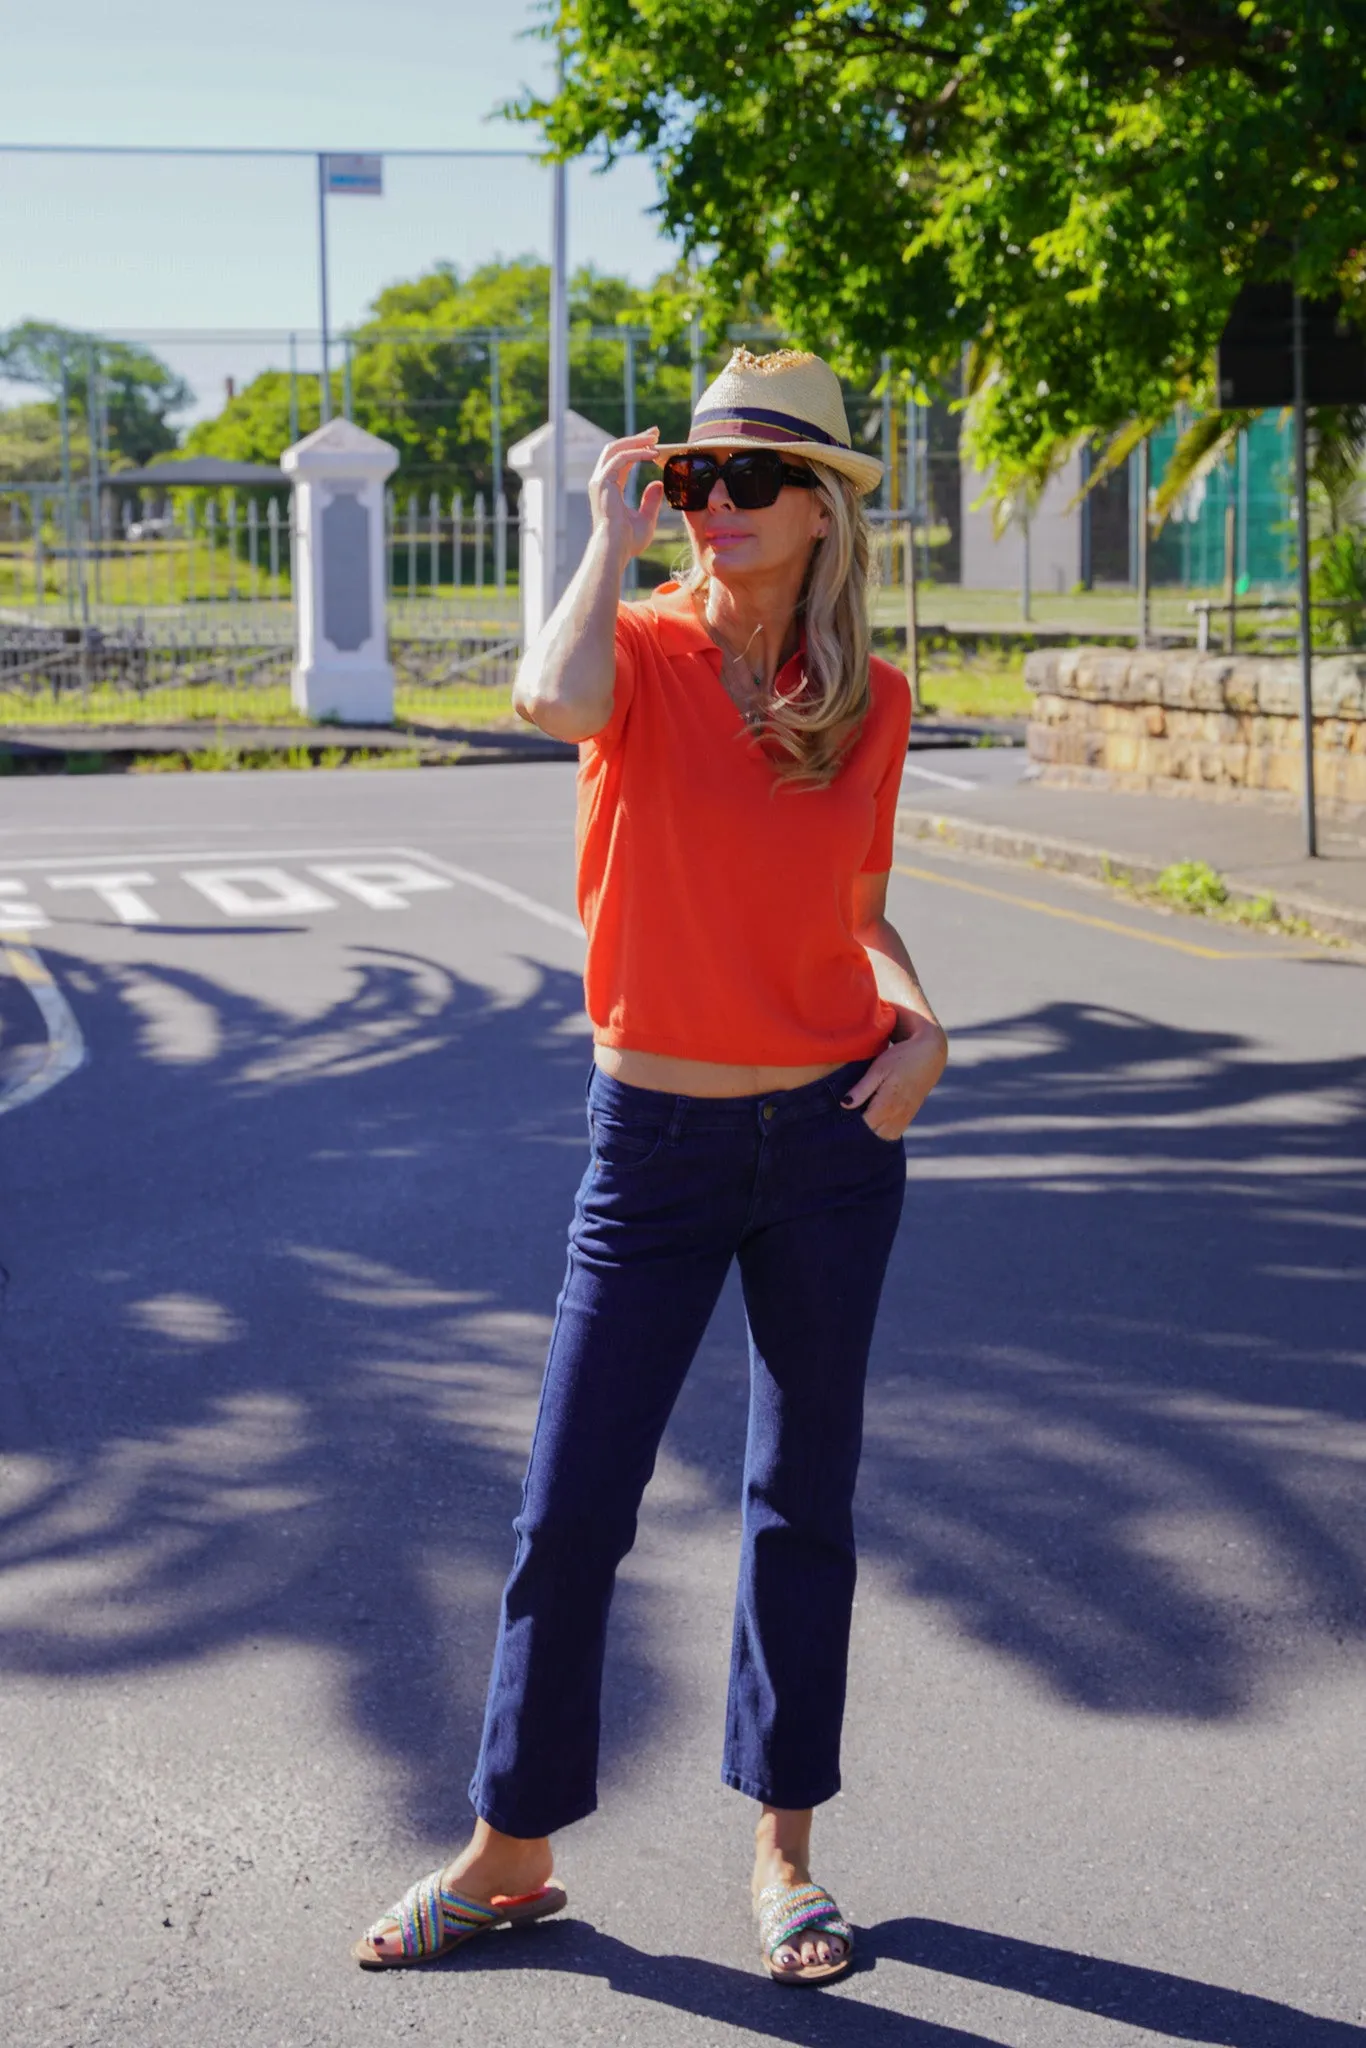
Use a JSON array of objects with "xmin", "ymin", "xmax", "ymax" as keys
[{"xmin": 752, "ymin": 1806, "xmax": 849, "ymax": 1977}]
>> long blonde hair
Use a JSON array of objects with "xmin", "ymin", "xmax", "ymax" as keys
[{"xmin": 679, "ymin": 466, "xmax": 873, "ymax": 787}]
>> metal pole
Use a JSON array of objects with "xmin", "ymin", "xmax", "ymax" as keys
[
  {"xmin": 623, "ymin": 331, "xmax": 636, "ymax": 444},
  {"xmin": 549, "ymin": 149, "xmax": 569, "ymax": 606},
  {"xmin": 1136, "ymin": 436, "xmax": 1150, "ymax": 648},
  {"xmin": 1020, "ymin": 498, "xmax": 1032, "ymax": 623},
  {"xmin": 58, "ymin": 348, "xmax": 74, "ymax": 618},
  {"xmin": 1079, "ymin": 442, "xmax": 1093, "ymax": 590},
  {"xmin": 904, "ymin": 392, "xmax": 921, "ymax": 715},
  {"xmin": 1237, "ymin": 427, "xmax": 1249, "ymax": 585},
  {"xmin": 316, "ymin": 153, "xmax": 332, "ymax": 424},
  {"xmin": 490, "ymin": 335, "xmax": 503, "ymax": 496},
  {"xmin": 623, "ymin": 330, "xmax": 637, "ymax": 594},
  {"xmin": 342, "ymin": 336, "xmax": 353, "ymax": 421},
  {"xmin": 288, "ymin": 331, "xmax": 299, "ymax": 444},
  {"xmin": 1223, "ymin": 463, "xmax": 1237, "ymax": 652},
  {"xmin": 1293, "ymin": 285, "xmax": 1318, "ymax": 857},
  {"xmin": 87, "ymin": 344, "xmax": 101, "ymax": 606}
]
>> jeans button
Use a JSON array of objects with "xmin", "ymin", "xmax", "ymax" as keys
[{"xmin": 762, "ymin": 1103, "xmax": 775, "ymax": 1121}]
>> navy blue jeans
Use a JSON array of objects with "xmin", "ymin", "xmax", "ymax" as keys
[{"xmin": 469, "ymin": 1055, "xmax": 906, "ymax": 1839}]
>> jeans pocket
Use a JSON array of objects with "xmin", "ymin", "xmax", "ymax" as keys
[
  {"xmin": 838, "ymin": 1102, "xmax": 904, "ymax": 1149},
  {"xmin": 588, "ymin": 1109, "xmax": 667, "ymax": 1171}
]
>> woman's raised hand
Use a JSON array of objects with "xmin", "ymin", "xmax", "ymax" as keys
[{"xmin": 588, "ymin": 428, "xmax": 666, "ymax": 561}]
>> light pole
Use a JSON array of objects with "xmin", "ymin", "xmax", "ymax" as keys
[
  {"xmin": 1136, "ymin": 437, "xmax": 1151, "ymax": 648},
  {"xmin": 316, "ymin": 153, "xmax": 331, "ymax": 424},
  {"xmin": 1293, "ymin": 286, "xmax": 1318, "ymax": 857},
  {"xmin": 549, "ymin": 152, "xmax": 569, "ymax": 607}
]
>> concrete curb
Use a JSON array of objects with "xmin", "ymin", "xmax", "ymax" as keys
[
  {"xmin": 895, "ymin": 807, "xmax": 1366, "ymax": 949},
  {"xmin": 0, "ymin": 724, "xmax": 578, "ymax": 769}
]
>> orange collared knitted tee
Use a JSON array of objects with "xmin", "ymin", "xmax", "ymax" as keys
[{"xmin": 575, "ymin": 583, "xmax": 911, "ymax": 1067}]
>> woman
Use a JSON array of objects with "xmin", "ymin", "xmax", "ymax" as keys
[{"xmin": 353, "ymin": 349, "xmax": 948, "ymax": 1986}]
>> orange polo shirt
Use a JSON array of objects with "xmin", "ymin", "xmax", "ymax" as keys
[{"xmin": 575, "ymin": 582, "xmax": 911, "ymax": 1066}]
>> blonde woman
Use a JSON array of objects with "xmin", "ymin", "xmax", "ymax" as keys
[{"xmin": 354, "ymin": 350, "xmax": 948, "ymax": 1987}]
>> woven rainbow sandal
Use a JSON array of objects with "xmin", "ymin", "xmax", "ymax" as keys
[
  {"xmin": 352, "ymin": 1868, "xmax": 567, "ymax": 1969},
  {"xmin": 755, "ymin": 1880, "xmax": 854, "ymax": 1986}
]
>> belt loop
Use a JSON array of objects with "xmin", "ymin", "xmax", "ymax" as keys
[{"xmin": 668, "ymin": 1094, "xmax": 688, "ymax": 1142}]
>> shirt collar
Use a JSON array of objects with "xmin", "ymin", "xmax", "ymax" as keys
[
  {"xmin": 645, "ymin": 581, "xmax": 719, "ymax": 661},
  {"xmin": 644, "ymin": 581, "xmax": 807, "ymax": 680}
]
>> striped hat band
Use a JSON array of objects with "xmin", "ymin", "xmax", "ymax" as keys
[{"xmin": 687, "ymin": 406, "xmax": 849, "ymax": 451}]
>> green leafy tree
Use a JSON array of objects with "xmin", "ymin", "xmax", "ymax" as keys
[
  {"xmin": 0, "ymin": 322, "xmax": 190, "ymax": 467},
  {"xmin": 523, "ymin": 1, "xmax": 1366, "ymax": 497},
  {"xmin": 185, "ymin": 257, "xmax": 696, "ymax": 502},
  {"xmin": 0, "ymin": 402, "xmax": 91, "ymax": 486}
]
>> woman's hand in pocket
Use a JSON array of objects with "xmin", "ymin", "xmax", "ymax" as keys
[{"xmin": 842, "ymin": 1020, "xmax": 948, "ymax": 1139}]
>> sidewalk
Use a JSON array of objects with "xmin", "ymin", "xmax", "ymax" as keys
[{"xmin": 895, "ymin": 774, "xmax": 1366, "ymax": 947}]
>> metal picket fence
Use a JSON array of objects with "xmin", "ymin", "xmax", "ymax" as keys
[{"xmin": 0, "ymin": 484, "xmax": 521, "ymax": 729}]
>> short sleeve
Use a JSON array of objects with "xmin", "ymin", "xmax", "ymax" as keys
[
  {"xmin": 579, "ymin": 605, "xmax": 643, "ymax": 755},
  {"xmin": 860, "ymin": 666, "xmax": 913, "ymax": 872}
]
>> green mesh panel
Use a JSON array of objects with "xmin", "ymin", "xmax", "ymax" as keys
[{"xmin": 1148, "ymin": 410, "xmax": 1293, "ymax": 590}]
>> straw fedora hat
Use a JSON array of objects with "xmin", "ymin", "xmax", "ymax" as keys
[{"xmin": 654, "ymin": 347, "xmax": 883, "ymax": 496}]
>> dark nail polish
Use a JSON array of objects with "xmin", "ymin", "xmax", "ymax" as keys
[{"xmin": 841, "ymin": 1095, "xmax": 853, "ymax": 1107}]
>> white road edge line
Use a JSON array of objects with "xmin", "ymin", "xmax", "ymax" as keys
[
  {"xmin": 8, "ymin": 842, "xmax": 435, "ymax": 871},
  {"xmin": 0, "ymin": 942, "xmax": 86, "ymax": 1116},
  {"xmin": 902, "ymin": 762, "xmax": 978, "ymax": 792},
  {"xmin": 396, "ymin": 847, "xmax": 584, "ymax": 938}
]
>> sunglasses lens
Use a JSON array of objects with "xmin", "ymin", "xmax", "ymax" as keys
[
  {"xmin": 722, "ymin": 451, "xmax": 786, "ymax": 508},
  {"xmin": 662, "ymin": 455, "xmax": 717, "ymax": 510}
]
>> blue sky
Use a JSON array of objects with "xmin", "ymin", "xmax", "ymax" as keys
[{"xmin": 3, "ymin": 0, "xmax": 676, "ymax": 415}]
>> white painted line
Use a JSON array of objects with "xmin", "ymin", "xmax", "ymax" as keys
[
  {"xmin": 0, "ymin": 881, "xmax": 49, "ymax": 930},
  {"xmin": 396, "ymin": 846, "xmax": 584, "ymax": 938},
  {"xmin": 902, "ymin": 761, "xmax": 978, "ymax": 792},
  {"xmin": 48, "ymin": 871, "xmax": 161, "ymax": 924},
  {"xmin": 0, "ymin": 943, "xmax": 86, "ymax": 1116},
  {"xmin": 8, "ymin": 843, "xmax": 419, "ymax": 871}
]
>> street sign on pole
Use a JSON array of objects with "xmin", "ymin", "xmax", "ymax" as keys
[
  {"xmin": 322, "ymin": 154, "xmax": 383, "ymax": 197},
  {"xmin": 1216, "ymin": 282, "xmax": 1366, "ymax": 406},
  {"xmin": 315, "ymin": 155, "xmax": 385, "ymax": 426}
]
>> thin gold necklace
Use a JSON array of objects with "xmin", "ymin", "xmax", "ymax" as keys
[{"xmin": 706, "ymin": 613, "xmax": 771, "ymax": 730}]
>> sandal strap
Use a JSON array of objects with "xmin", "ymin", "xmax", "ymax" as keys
[
  {"xmin": 367, "ymin": 1868, "xmax": 501, "ymax": 1958},
  {"xmin": 756, "ymin": 1881, "xmax": 852, "ymax": 1960}
]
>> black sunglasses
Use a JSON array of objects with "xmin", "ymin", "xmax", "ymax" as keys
[{"xmin": 660, "ymin": 448, "xmax": 819, "ymax": 511}]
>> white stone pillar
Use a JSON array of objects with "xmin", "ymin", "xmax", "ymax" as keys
[
  {"xmin": 281, "ymin": 418, "xmax": 400, "ymax": 722},
  {"xmin": 508, "ymin": 409, "xmax": 615, "ymax": 646}
]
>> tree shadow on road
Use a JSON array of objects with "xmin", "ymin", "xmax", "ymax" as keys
[{"xmin": 1, "ymin": 952, "xmax": 1364, "ymax": 1836}]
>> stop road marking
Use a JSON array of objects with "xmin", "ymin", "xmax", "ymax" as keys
[{"xmin": 308, "ymin": 862, "xmax": 453, "ymax": 910}]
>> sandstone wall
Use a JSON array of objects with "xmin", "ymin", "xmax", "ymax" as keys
[{"xmin": 1023, "ymin": 647, "xmax": 1366, "ymax": 815}]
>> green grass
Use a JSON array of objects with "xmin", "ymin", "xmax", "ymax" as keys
[
  {"xmin": 0, "ymin": 680, "xmax": 522, "ymax": 731},
  {"xmin": 916, "ymin": 655, "xmax": 1031, "ymax": 719},
  {"xmin": 129, "ymin": 744, "xmax": 435, "ymax": 774}
]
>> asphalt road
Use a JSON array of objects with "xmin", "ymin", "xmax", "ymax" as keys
[{"xmin": 2, "ymin": 758, "xmax": 1364, "ymax": 2048}]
